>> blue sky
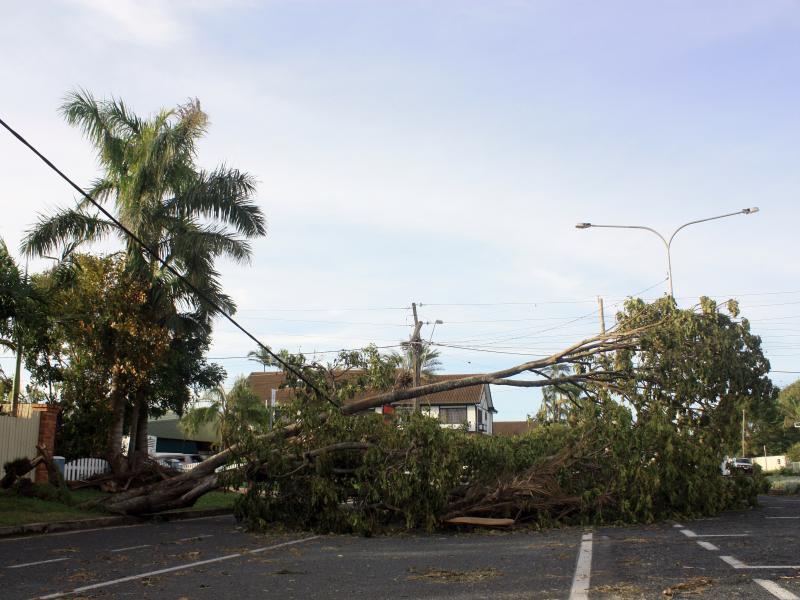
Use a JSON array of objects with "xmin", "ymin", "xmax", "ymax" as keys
[{"xmin": 2, "ymin": 1, "xmax": 800, "ymax": 420}]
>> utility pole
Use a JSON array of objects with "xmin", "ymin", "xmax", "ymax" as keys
[
  {"xmin": 598, "ymin": 296, "xmax": 606, "ymax": 335},
  {"xmin": 741, "ymin": 408, "xmax": 747, "ymax": 457},
  {"xmin": 410, "ymin": 302, "xmax": 423, "ymax": 411},
  {"xmin": 10, "ymin": 261, "xmax": 27, "ymax": 418}
]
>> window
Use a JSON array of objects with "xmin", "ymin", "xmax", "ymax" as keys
[{"xmin": 439, "ymin": 407, "xmax": 467, "ymax": 425}]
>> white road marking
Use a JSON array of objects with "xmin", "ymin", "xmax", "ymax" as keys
[
  {"xmin": 36, "ymin": 535, "xmax": 321, "ymax": 599},
  {"xmin": 673, "ymin": 523, "xmax": 684, "ymax": 528},
  {"xmin": 7, "ymin": 557, "xmax": 70, "ymax": 569},
  {"xmin": 569, "ymin": 532, "xmax": 593, "ymax": 600},
  {"xmin": 109, "ymin": 544, "xmax": 150, "ymax": 553},
  {"xmin": 696, "ymin": 541, "xmax": 719, "ymax": 551},
  {"xmin": 250, "ymin": 535, "xmax": 323, "ymax": 554},
  {"xmin": 721, "ymin": 556, "xmax": 800, "ymax": 569},
  {"xmin": 176, "ymin": 534, "xmax": 213, "ymax": 542},
  {"xmin": 695, "ymin": 534, "xmax": 749, "ymax": 537},
  {"xmin": 754, "ymin": 579, "xmax": 800, "ymax": 600},
  {"xmin": 680, "ymin": 529, "xmax": 748, "ymax": 538},
  {"xmin": 721, "ymin": 555, "xmax": 747, "ymax": 569}
]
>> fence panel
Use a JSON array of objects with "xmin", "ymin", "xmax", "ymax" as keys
[
  {"xmin": 0, "ymin": 412, "xmax": 41, "ymax": 481},
  {"xmin": 63, "ymin": 457, "xmax": 111, "ymax": 482}
]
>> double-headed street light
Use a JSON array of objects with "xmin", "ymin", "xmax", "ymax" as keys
[{"xmin": 575, "ymin": 207, "xmax": 760, "ymax": 297}]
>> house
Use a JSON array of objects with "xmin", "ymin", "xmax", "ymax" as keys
[
  {"xmin": 146, "ymin": 412, "xmax": 217, "ymax": 455},
  {"xmin": 248, "ymin": 371, "xmax": 496, "ymax": 435}
]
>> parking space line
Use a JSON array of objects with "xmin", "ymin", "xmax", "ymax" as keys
[
  {"xmin": 696, "ymin": 541, "xmax": 719, "ymax": 551},
  {"xmin": 721, "ymin": 556, "xmax": 747, "ymax": 569},
  {"xmin": 109, "ymin": 544, "xmax": 151, "ymax": 553},
  {"xmin": 569, "ymin": 532, "xmax": 592, "ymax": 600},
  {"xmin": 721, "ymin": 556, "xmax": 800, "ymax": 569},
  {"xmin": 36, "ymin": 535, "xmax": 321, "ymax": 599},
  {"xmin": 754, "ymin": 579, "xmax": 800, "ymax": 600},
  {"xmin": 7, "ymin": 557, "xmax": 70, "ymax": 569},
  {"xmin": 680, "ymin": 529, "xmax": 748, "ymax": 538}
]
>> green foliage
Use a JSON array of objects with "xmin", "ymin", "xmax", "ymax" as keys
[
  {"xmin": 235, "ymin": 411, "xmax": 464, "ymax": 534},
  {"xmin": 182, "ymin": 376, "xmax": 270, "ymax": 448},
  {"xmin": 234, "ymin": 367, "xmax": 764, "ymax": 534},
  {"xmin": 778, "ymin": 381, "xmax": 800, "ymax": 428},
  {"xmin": 787, "ymin": 442, "xmax": 800, "ymax": 463},
  {"xmin": 608, "ymin": 296, "xmax": 775, "ymax": 455}
]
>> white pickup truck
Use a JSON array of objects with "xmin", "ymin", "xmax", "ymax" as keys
[{"xmin": 720, "ymin": 457, "xmax": 753, "ymax": 476}]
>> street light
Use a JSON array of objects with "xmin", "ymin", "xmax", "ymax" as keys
[{"xmin": 575, "ymin": 208, "xmax": 759, "ymax": 297}]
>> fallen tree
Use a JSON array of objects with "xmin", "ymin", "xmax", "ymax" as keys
[
  {"xmin": 95, "ymin": 296, "xmax": 775, "ymax": 524},
  {"xmin": 94, "ymin": 326, "xmax": 644, "ymax": 515}
]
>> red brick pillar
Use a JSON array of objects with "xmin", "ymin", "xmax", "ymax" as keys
[{"xmin": 31, "ymin": 404, "xmax": 60, "ymax": 484}]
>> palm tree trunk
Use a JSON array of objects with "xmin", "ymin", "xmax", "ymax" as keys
[{"xmin": 107, "ymin": 377, "xmax": 127, "ymax": 475}]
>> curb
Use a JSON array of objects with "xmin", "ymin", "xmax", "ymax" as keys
[
  {"xmin": 0, "ymin": 508, "xmax": 234, "ymax": 539},
  {"xmin": 146, "ymin": 507, "xmax": 234, "ymax": 522},
  {"xmin": 0, "ymin": 515, "xmax": 140, "ymax": 539}
]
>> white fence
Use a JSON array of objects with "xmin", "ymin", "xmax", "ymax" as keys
[{"xmin": 63, "ymin": 457, "xmax": 111, "ymax": 482}]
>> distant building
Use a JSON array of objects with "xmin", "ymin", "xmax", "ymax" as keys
[
  {"xmin": 248, "ymin": 372, "xmax": 496, "ymax": 435},
  {"xmin": 146, "ymin": 413, "xmax": 217, "ymax": 454}
]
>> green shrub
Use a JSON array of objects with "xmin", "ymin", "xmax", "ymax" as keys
[{"xmin": 786, "ymin": 442, "xmax": 800, "ymax": 463}]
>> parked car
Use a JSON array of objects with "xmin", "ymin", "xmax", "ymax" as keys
[
  {"xmin": 152, "ymin": 453, "xmax": 204, "ymax": 470},
  {"xmin": 721, "ymin": 457, "xmax": 753, "ymax": 476}
]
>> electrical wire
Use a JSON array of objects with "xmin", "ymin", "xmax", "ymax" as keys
[{"xmin": 0, "ymin": 116, "xmax": 328, "ymax": 400}]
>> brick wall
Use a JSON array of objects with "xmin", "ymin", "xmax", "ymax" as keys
[{"xmin": 31, "ymin": 404, "xmax": 60, "ymax": 483}]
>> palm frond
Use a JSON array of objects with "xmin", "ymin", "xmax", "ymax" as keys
[
  {"xmin": 22, "ymin": 208, "xmax": 115, "ymax": 258},
  {"xmin": 170, "ymin": 167, "xmax": 264, "ymax": 237}
]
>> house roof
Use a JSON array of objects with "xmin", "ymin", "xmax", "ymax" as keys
[
  {"xmin": 248, "ymin": 371, "xmax": 495, "ymax": 412},
  {"xmin": 492, "ymin": 421, "xmax": 537, "ymax": 437}
]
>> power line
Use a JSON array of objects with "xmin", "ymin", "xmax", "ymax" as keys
[
  {"xmin": 238, "ymin": 306, "xmax": 410, "ymax": 312},
  {"xmin": 0, "ymin": 116, "xmax": 328, "ymax": 401}
]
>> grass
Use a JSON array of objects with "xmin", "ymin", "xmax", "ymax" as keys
[
  {"xmin": 0, "ymin": 487, "xmax": 108, "ymax": 527},
  {"xmin": 0, "ymin": 485, "xmax": 237, "ymax": 528},
  {"xmin": 767, "ymin": 475, "xmax": 800, "ymax": 495}
]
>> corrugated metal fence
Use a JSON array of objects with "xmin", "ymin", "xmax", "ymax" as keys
[{"xmin": 0, "ymin": 411, "xmax": 41, "ymax": 481}]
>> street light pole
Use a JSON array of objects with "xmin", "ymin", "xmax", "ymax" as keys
[{"xmin": 575, "ymin": 207, "xmax": 759, "ymax": 298}]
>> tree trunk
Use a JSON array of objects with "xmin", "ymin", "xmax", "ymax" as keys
[
  {"xmin": 126, "ymin": 400, "xmax": 140, "ymax": 470},
  {"xmin": 134, "ymin": 397, "xmax": 149, "ymax": 467},
  {"xmin": 107, "ymin": 380, "xmax": 127, "ymax": 475}
]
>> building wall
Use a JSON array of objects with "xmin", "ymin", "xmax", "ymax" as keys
[{"xmin": 753, "ymin": 455, "xmax": 788, "ymax": 472}]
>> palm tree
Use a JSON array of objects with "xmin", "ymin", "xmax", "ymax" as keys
[
  {"xmin": 181, "ymin": 376, "xmax": 269, "ymax": 448},
  {"xmin": 390, "ymin": 343, "xmax": 442, "ymax": 381},
  {"xmin": 23, "ymin": 90, "xmax": 266, "ymax": 471},
  {"xmin": 537, "ymin": 364, "xmax": 583, "ymax": 423}
]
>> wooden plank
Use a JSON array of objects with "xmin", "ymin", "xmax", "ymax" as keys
[{"xmin": 444, "ymin": 517, "xmax": 515, "ymax": 527}]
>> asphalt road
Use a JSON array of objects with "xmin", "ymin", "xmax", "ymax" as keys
[{"xmin": 0, "ymin": 495, "xmax": 798, "ymax": 599}]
